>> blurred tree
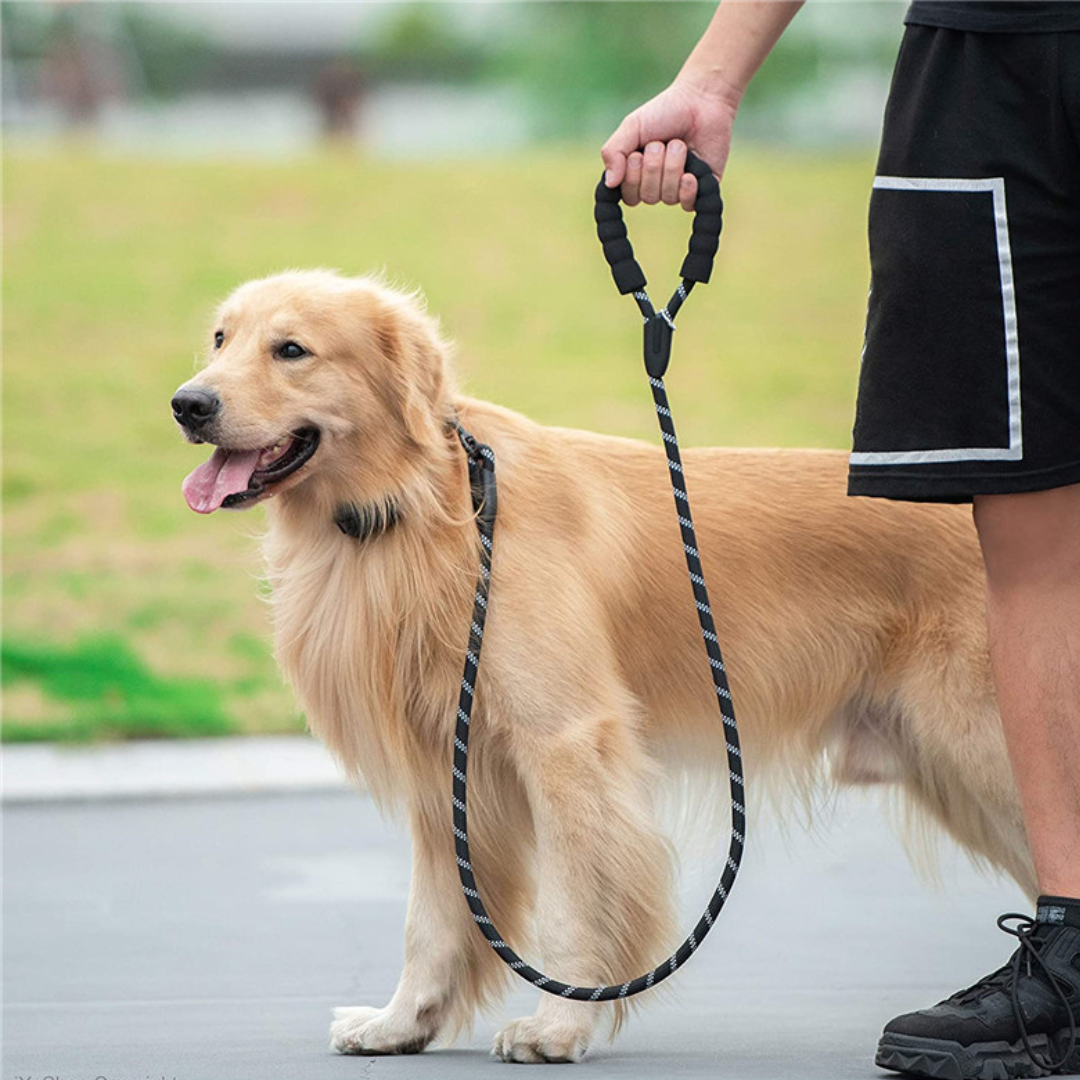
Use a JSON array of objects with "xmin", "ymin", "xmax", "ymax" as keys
[
  {"xmin": 1, "ymin": 3, "xmax": 56, "ymax": 62},
  {"xmin": 499, "ymin": 1, "xmax": 715, "ymax": 138},
  {"xmin": 495, "ymin": 0, "xmax": 902, "ymax": 141},
  {"xmin": 2, "ymin": 2, "xmax": 220, "ymax": 103},
  {"xmin": 116, "ymin": 5, "xmax": 219, "ymax": 100},
  {"xmin": 358, "ymin": 4, "xmax": 491, "ymax": 84}
]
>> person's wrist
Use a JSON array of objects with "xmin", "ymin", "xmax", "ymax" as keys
[{"xmin": 671, "ymin": 65, "xmax": 744, "ymax": 117}]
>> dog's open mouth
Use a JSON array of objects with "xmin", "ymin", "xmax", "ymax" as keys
[{"xmin": 182, "ymin": 427, "xmax": 320, "ymax": 514}]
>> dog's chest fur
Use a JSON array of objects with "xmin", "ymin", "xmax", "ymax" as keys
[{"xmin": 262, "ymin": 514, "xmax": 470, "ymax": 802}]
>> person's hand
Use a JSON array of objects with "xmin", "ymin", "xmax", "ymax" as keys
[{"xmin": 600, "ymin": 77, "xmax": 739, "ymax": 210}]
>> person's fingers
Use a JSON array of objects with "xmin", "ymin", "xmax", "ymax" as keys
[
  {"xmin": 639, "ymin": 141, "xmax": 665, "ymax": 205},
  {"xmin": 600, "ymin": 113, "xmax": 642, "ymax": 187},
  {"xmin": 661, "ymin": 140, "xmax": 687, "ymax": 205},
  {"xmin": 602, "ymin": 151, "xmax": 627, "ymax": 189},
  {"xmin": 679, "ymin": 171, "xmax": 698, "ymax": 213},
  {"xmin": 623, "ymin": 151, "xmax": 644, "ymax": 206}
]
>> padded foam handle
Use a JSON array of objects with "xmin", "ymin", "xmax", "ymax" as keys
[
  {"xmin": 594, "ymin": 149, "xmax": 724, "ymax": 294},
  {"xmin": 679, "ymin": 151, "xmax": 723, "ymax": 285}
]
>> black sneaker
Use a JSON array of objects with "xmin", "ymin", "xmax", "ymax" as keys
[{"xmin": 876, "ymin": 908, "xmax": 1080, "ymax": 1080}]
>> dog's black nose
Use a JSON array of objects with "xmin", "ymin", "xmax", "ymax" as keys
[{"xmin": 171, "ymin": 387, "xmax": 221, "ymax": 430}]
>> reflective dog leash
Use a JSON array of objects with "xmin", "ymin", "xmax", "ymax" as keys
[{"xmin": 452, "ymin": 151, "xmax": 744, "ymax": 1000}]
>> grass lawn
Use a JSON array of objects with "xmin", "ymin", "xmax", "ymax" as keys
[{"xmin": 2, "ymin": 143, "xmax": 875, "ymax": 741}]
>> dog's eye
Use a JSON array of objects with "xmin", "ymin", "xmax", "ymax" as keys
[
  {"xmin": 214, "ymin": 330, "xmax": 224, "ymax": 349},
  {"xmin": 276, "ymin": 341, "xmax": 308, "ymax": 361}
]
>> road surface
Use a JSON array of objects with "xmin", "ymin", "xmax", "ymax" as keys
[{"xmin": 5, "ymin": 786, "xmax": 1031, "ymax": 1079}]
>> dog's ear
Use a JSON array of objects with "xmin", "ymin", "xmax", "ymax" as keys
[{"xmin": 369, "ymin": 299, "xmax": 449, "ymax": 452}]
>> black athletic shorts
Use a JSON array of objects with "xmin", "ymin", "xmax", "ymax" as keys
[{"xmin": 848, "ymin": 26, "xmax": 1080, "ymax": 503}]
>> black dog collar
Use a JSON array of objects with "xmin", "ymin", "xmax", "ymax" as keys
[
  {"xmin": 333, "ymin": 418, "xmax": 482, "ymax": 541},
  {"xmin": 333, "ymin": 499, "xmax": 400, "ymax": 541}
]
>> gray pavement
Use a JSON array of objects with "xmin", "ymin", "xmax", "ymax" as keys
[{"xmin": 4, "ymin": 785, "xmax": 1032, "ymax": 1079}]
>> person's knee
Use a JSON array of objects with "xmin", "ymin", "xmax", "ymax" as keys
[{"xmin": 973, "ymin": 484, "xmax": 1080, "ymax": 592}]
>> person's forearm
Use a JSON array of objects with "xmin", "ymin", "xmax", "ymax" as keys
[{"xmin": 678, "ymin": 0, "xmax": 804, "ymax": 106}]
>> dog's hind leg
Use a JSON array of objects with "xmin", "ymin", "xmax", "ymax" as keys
[
  {"xmin": 331, "ymin": 768, "xmax": 534, "ymax": 1055},
  {"xmin": 834, "ymin": 677, "xmax": 1035, "ymax": 896},
  {"xmin": 491, "ymin": 708, "xmax": 675, "ymax": 1064},
  {"xmin": 899, "ymin": 695, "xmax": 1036, "ymax": 897}
]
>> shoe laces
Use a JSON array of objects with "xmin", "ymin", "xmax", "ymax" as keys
[{"xmin": 996, "ymin": 912, "xmax": 1078, "ymax": 1073}]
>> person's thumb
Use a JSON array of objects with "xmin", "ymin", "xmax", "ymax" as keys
[{"xmin": 600, "ymin": 112, "xmax": 643, "ymax": 188}]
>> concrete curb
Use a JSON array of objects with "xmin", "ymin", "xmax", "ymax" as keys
[{"xmin": 2, "ymin": 735, "xmax": 352, "ymax": 803}]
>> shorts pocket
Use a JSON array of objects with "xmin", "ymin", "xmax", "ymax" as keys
[{"xmin": 850, "ymin": 176, "xmax": 1022, "ymax": 466}]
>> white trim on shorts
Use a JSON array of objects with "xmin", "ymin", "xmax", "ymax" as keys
[{"xmin": 849, "ymin": 175, "xmax": 1022, "ymax": 467}]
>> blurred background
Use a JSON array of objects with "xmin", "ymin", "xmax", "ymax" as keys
[{"xmin": 2, "ymin": 0, "xmax": 905, "ymax": 744}]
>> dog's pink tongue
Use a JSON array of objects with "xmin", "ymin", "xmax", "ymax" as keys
[{"xmin": 182, "ymin": 448, "xmax": 261, "ymax": 513}]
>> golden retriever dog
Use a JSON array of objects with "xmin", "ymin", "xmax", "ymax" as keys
[{"xmin": 172, "ymin": 270, "xmax": 1031, "ymax": 1063}]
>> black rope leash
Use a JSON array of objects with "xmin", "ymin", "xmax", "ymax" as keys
[{"xmin": 451, "ymin": 150, "xmax": 745, "ymax": 1000}]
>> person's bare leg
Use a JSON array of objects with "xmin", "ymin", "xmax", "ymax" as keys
[
  {"xmin": 878, "ymin": 484, "xmax": 1080, "ymax": 1077},
  {"xmin": 973, "ymin": 483, "xmax": 1080, "ymax": 897}
]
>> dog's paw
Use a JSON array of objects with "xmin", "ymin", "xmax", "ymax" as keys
[
  {"xmin": 492, "ymin": 1016, "xmax": 589, "ymax": 1064},
  {"xmin": 330, "ymin": 1005, "xmax": 432, "ymax": 1056}
]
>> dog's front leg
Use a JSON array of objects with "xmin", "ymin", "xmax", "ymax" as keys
[
  {"xmin": 492, "ymin": 720, "xmax": 674, "ymax": 1063},
  {"xmin": 331, "ymin": 788, "xmax": 529, "ymax": 1055}
]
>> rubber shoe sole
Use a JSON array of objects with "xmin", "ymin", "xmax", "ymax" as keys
[{"xmin": 876, "ymin": 1030, "xmax": 1080, "ymax": 1079}]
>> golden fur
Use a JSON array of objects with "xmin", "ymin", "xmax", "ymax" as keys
[{"xmin": 175, "ymin": 270, "xmax": 1031, "ymax": 1063}]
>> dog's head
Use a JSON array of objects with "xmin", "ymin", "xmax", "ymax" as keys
[{"xmin": 173, "ymin": 271, "xmax": 452, "ymax": 515}]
